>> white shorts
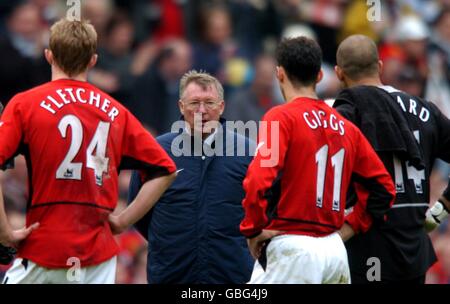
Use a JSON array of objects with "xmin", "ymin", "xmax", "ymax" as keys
[
  {"xmin": 2, "ymin": 256, "xmax": 117, "ymax": 284},
  {"xmin": 248, "ymin": 233, "xmax": 350, "ymax": 284}
]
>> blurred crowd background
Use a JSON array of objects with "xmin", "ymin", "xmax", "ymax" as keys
[{"xmin": 1, "ymin": 0, "xmax": 450, "ymax": 284}]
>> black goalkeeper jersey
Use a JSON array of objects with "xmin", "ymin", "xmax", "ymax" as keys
[{"xmin": 334, "ymin": 85, "xmax": 450, "ymax": 280}]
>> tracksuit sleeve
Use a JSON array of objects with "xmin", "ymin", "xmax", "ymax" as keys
[
  {"xmin": 240, "ymin": 108, "xmax": 290, "ymax": 238},
  {"xmin": 345, "ymin": 131, "xmax": 396, "ymax": 233}
]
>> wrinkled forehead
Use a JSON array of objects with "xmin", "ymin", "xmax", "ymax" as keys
[{"xmin": 182, "ymin": 82, "xmax": 220, "ymax": 101}]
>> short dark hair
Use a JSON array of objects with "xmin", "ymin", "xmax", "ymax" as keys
[{"xmin": 276, "ymin": 37, "xmax": 322, "ymax": 86}]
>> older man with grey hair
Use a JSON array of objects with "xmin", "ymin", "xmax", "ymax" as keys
[{"xmin": 129, "ymin": 70, "xmax": 255, "ymax": 284}]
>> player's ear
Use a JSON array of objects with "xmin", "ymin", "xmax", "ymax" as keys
[
  {"xmin": 88, "ymin": 54, "xmax": 98, "ymax": 69},
  {"xmin": 178, "ymin": 100, "xmax": 185, "ymax": 116},
  {"xmin": 219, "ymin": 100, "xmax": 225, "ymax": 116},
  {"xmin": 334, "ymin": 65, "xmax": 344, "ymax": 81},
  {"xmin": 378, "ymin": 60, "xmax": 383, "ymax": 74},
  {"xmin": 316, "ymin": 69, "xmax": 324, "ymax": 84},
  {"xmin": 276, "ymin": 66, "xmax": 284, "ymax": 83},
  {"xmin": 44, "ymin": 49, "xmax": 53, "ymax": 65}
]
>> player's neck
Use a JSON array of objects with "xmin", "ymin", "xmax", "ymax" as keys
[
  {"xmin": 346, "ymin": 76, "xmax": 383, "ymax": 88},
  {"xmin": 51, "ymin": 66, "xmax": 88, "ymax": 82},
  {"xmin": 284, "ymin": 85, "xmax": 318, "ymax": 103}
]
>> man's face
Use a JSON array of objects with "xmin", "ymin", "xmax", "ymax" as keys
[{"xmin": 179, "ymin": 82, "xmax": 224, "ymax": 137}]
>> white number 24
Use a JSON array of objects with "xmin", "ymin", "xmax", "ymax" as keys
[{"xmin": 56, "ymin": 114, "xmax": 110, "ymax": 186}]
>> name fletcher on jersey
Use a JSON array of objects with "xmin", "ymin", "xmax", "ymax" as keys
[{"xmin": 39, "ymin": 87, "xmax": 120, "ymax": 121}]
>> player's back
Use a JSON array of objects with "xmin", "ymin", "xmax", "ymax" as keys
[
  {"xmin": 262, "ymin": 97, "xmax": 386, "ymax": 237},
  {"xmin": 11, "ymin": 79, "xmax": 127, "ymax": 208},
  {"xmin": 335, "ymin": 85, "xmax": 450, "ymax": 280},
  {"xmin": 379, "ymin": 86, "xmax": 448, "ymax": 211},
  {"xmin": 0, "ymin": 79, "xmax": 145, "ymax": 267}
]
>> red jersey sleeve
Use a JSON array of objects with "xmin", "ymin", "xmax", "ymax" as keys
[
  {"xmin": 240, "ymin": 107, "xmax": 291, "ymax": 238},
  {"xmin": 0, "ymin": 95, "xmax": 24, "ymax": 166},
  {"xmin": 120, "ymin": 111, "xmax": 176, "ymax": 182},
  {"xmin": 345, "ymin": 130, "xmax": 395, "ymax": 233}
]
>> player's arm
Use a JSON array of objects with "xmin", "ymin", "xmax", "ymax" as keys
[
  {"xmin": 424, "ymin": 103, "xmax": 450, "ymax": 232},
  {"xmin": 337, "ymin": 222, "xmax": 355, "ymax": 242},
  {"xmin": 344, "ymin": 131, "xmax": 396, "ymax": 237},
  {"xmin": 0, "ymin": 97, "xmax": 39, "ymax": 247},
  {"xmin": 109, "ymin": 112, "xmax": 177, "ymax": 234},
  {"xmin": 127, "ymin": 170, "xmax": 151, "ymax": 238},
  {"xmin": 0, "ymin": 172, "xmax": 39, "ymax": 247},
  {"xmin": 109, "ymin": 172, "xmax": 176, "ymax": 234},
  {"xmin": 424, "ymin": 178, "xmax": 450, "ymax": 232},
  {"xmin": 240, "ymin": 108, "xmax": 288, "ymax": 256}
]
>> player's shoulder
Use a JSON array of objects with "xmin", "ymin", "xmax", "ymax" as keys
[
  {"xmin": 264, "ymin": 103, "xmax": 286, "ymax": 116},
  {"xmin": 262, "ymin": 101, "xmax": 299, "ymax": 122},
  {"xmin": 7, "ymin": 81, "xmax": 53, "ymax": 105}
]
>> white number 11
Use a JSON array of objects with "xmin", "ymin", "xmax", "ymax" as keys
[{"xmin": 315, "ymin": 145, "xmax": 345, "ymax": 211}]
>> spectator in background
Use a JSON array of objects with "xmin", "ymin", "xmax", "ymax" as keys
[
  {"xmin": 225, "ymin": 54, "xmax": 281, "ymax": 123},
  {"xmin": 377, "ymin": 15, "xmax": 430, "ymax": 96},
  {"xmin": 94, "ymin": 13, "xmax": 136, "ymax": 106},
  {"xmin": 132, "ymin": 39, "xmax": 192, "ymax": 134},
  {"xmin": 129, "ymin": 71, "xmax": 254, "ymax": 283},
  {"xmin": 82, "ymin": 0, "xmax": 115, "ymax": 47},
  {"xmin": 114, "ymin": 0, "xmax": 185, "ymax": 44},
  {"xmin": 0, "ymin": 1, "xmax": 50, "ymax": 105},
  {"xmin": 391, "ymin": 15, "xmax": 429, "ymax": 96},
  {"xmin": 192, "ymin": 4, "xmax": 250, "ymax": 89},
  {"xmin": 426, "ymin": 232, "xmax": 450, "ymax": 284},
  {"xmin": 427, "ymin": 8, "xmax": 450, "ymax": 117},
  {"xmin": 227, "ymin": 0, "xmax": 282, "ymax": 59}
]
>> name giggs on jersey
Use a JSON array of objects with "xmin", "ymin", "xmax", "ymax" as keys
[
  {"xmin": 303, "ymin": 109, "xmax": 345, "ymax": 135},
  {"xmin": 39, "ymin": 88, "xmax": 120, "ymax": 121}
]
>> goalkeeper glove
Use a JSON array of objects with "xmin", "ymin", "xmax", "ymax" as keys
[{"xmin": 425, "ymin": 200, "xmax": 450, "ymax": 232}]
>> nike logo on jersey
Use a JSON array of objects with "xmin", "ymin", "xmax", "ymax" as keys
[
  {"xmin": 176, "ymin": 169, "xmax": 184, "ymax": 174},
  {"xmin": 0, "ymin": 122, "xmax": 4, "ymax": 127}
]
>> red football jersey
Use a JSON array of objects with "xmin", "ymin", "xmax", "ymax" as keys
[
  {"xmin": 0, "ymin": 79, "xmax": 176, "ymax": 268},
  {"xmin": 240, "ymin": 97, "xmax": 395, "ymax": 238}
]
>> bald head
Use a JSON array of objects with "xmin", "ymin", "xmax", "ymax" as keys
[{"xmin": 336, "ymin": 35, "xmax": 380, "ymax": 81}]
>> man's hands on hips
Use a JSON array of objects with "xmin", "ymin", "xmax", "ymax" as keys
[
  {"xmin": 337, "ymin": 222, "xmax": 355, "ymax": 242},
  {"xmin": 0, "ymin": 223, "xmax": 40, "ymax": 248},
  {"xmin": 247, "ymin": 230, "xmax": 284, "ymax": 260},
  {"xmin": 108, "ymin": 214, "xmax": 127, "ymax": 235},
  {"xmin": 0, "ymin": 222, "xmax": 39, "ymax": 265},
  {"xmin": 425, "ymin": 197, "xmax": 450, "ymax": 233}
]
